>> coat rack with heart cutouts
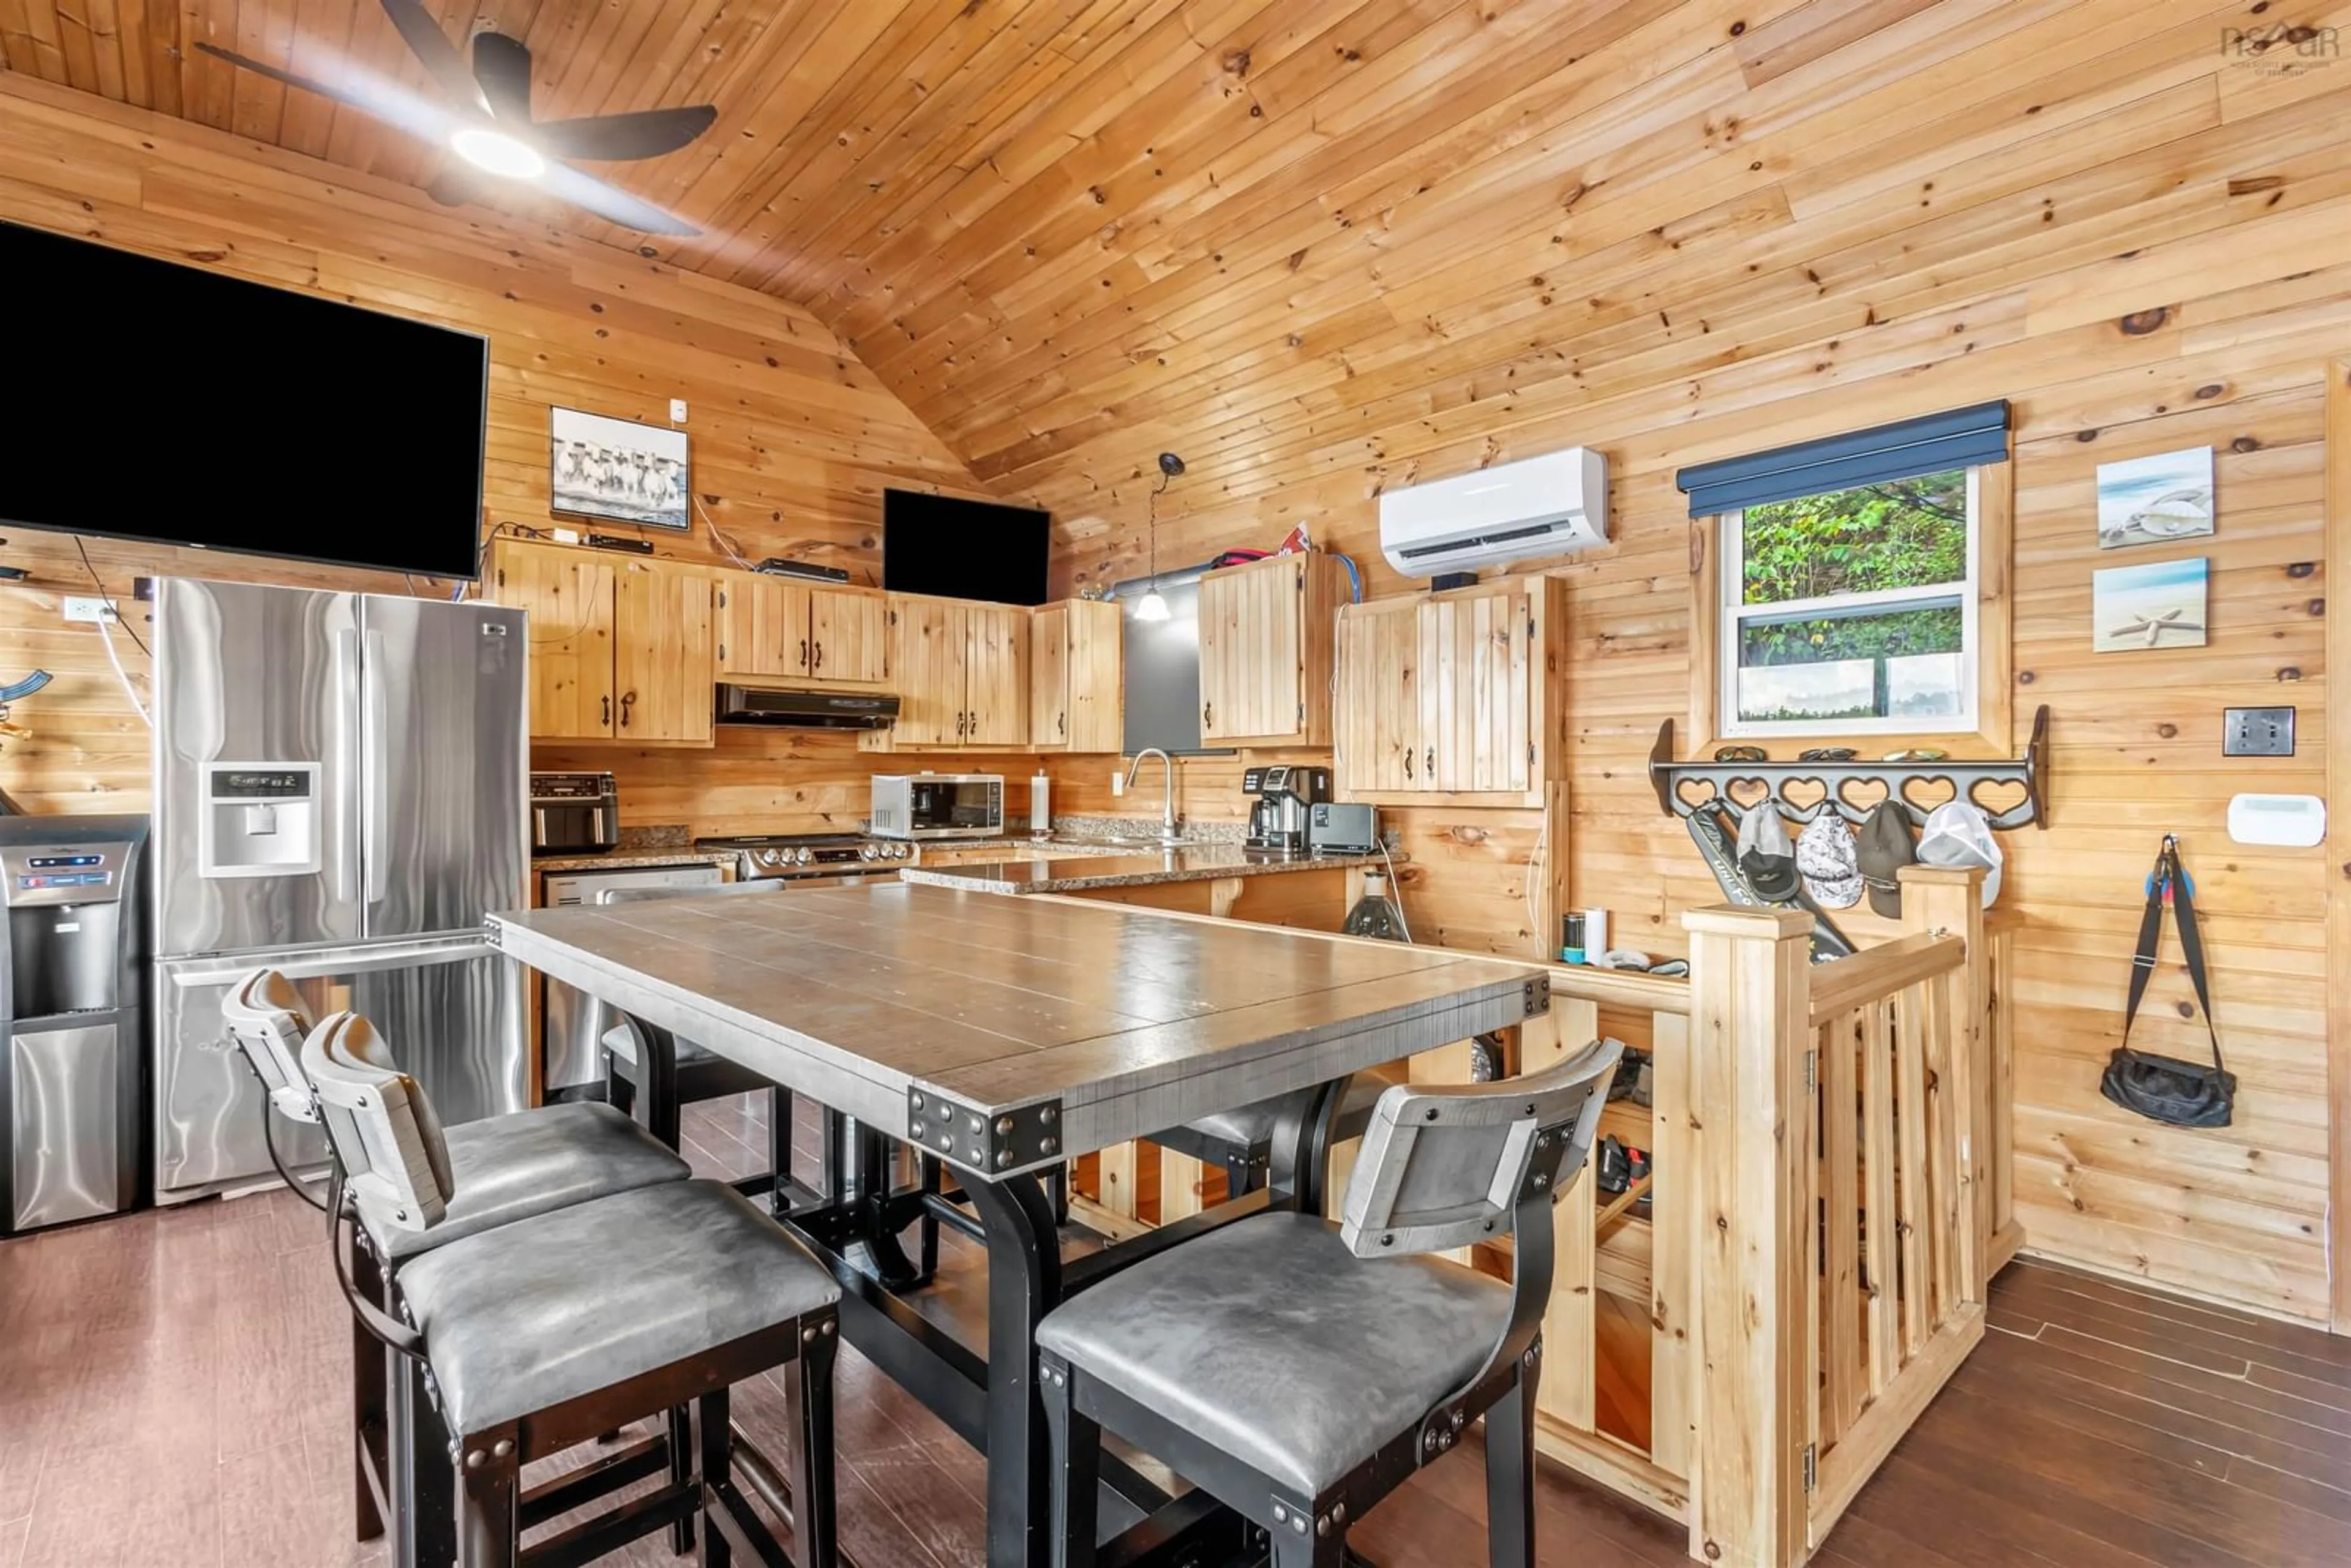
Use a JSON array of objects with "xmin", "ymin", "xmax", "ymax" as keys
[{"xmin": 1648, "ymin": 704, "xmax": 2050, "ymax": 830}]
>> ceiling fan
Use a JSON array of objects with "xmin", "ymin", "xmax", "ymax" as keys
[{"xmin": 196, "ymin": 0, "xmax": 717, "ymax": 236}]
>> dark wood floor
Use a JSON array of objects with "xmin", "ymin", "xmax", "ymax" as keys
[{"xmin": 3, "ymin": 1093, "xmax": 2347, "ymax": 1568}]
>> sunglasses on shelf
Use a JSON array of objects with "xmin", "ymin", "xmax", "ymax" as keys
[{"xmin": 1711, "ymin": 745, "xmax": 1768, "ymax": 763}]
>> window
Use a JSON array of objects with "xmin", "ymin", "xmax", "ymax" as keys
[{"xmin": 1719, "ymin": 468, "xmax": 1978, "ymax": 737}]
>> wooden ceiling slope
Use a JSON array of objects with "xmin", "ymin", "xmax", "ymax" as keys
[{"xmin": 11, "ymin": 0, "xmax": 2345, "ymax": 557}]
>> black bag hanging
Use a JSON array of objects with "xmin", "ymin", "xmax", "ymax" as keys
[{"xmin": 2100, "ymin": 835, "xmax": 2235, "ymax": 1128}]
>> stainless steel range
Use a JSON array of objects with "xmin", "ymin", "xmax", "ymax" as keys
[{"xmin": 696, "ymin": 833, "xmax": 912, "ymax": 885}]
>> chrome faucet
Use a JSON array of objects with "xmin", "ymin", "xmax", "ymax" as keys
[{"xmin": 1123, "ymin": 748, "xmax": 1183, "ymax": 844}]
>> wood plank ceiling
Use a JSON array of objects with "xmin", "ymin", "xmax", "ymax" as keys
[{"xmin": 1, "ymin": 0, "xmax": 2340, "ymax": 542}]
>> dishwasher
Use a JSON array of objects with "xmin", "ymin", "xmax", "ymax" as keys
[{"xmin": 539, "ymin": 861, "xmax": 724, "ymax": 1098}]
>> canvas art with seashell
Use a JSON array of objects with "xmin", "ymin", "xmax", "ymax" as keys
[{"xmin": 2096, "ymin": 445, "xmax": 2215, "ymax": 550}]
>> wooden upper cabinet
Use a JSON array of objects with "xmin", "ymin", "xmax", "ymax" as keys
[
  {"xmin": 864, "ymin": 593, "xmax": 1031, "ymax": 750},
  {"xmin": 489, "ymin": 539, "xmax": 716, "ymax": 746},
  {"xmin": 613, "ymin": 562, "xmax": 716, "ymax": 745},
  {"xmin": 1334, "ymin": 574, "xmax": 1564, "ymax": 806},
  {"xmin": 809, "ymin": 586, "xmax": 890, "ymax": 685},
  {"xmin": 1030, "ymin": 599, "xmax": 1123, "ymax": 753},
  {"xmin": 493, "ymin": 540, "xmax": 617, "ymax": 740},
  {"xmin": 716, "ymin": 574, "xmax": 809, "ymax": 680},
  {"xmin": 1197, "ymin": 553, "xmax": 1346, "ymax": 748},
  {"xmin": 716, "ymin": 575, "xmax": 889, "ymax": 688},
  {"xmin": 1334, "ymin": 598, "xmax": 1416, "ymax": 793},
  {"xmin": 877, "ymin": 594, "xmax": 964, "ymax": 747},
  {"xmin": 962, "ymin": 603, "xmax": 1030, "ymax": 747}
]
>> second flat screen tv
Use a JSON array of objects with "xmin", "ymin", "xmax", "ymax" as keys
[
  {"xmin": 0, "ymin": 219, "xmax": 489, "ymax": 580},
  {"xmin": 882, "ymin": 489, "xmax": 1051, "ymax": 606}
]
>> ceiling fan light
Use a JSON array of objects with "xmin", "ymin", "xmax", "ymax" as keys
[
  {"xmin": 451, "ymin": 127, "xmax": 546, "ymax": 180},
  {"xmin": 1133, "ymin": 588, "xmax": 1171, "ymax": 623}
]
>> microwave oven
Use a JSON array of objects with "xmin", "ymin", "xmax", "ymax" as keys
[{"xmin": 869, "ymin": 774, "xmax": 1005, "ymax": 840}]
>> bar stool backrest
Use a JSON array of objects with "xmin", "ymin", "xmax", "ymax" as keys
[
  {"xmin": 220, "ymin": 967, "xmax": 320, "ymax": 1124},
  {"xmin": 302, "ymin": 1010, "xmax": 457, "ymax": 1236},
  {"xmin": 1338, "ymin": 1038, "xmax": 1619, "ymax": 1259}
]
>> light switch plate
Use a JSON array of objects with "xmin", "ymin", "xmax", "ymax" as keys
[{"xmin": 2222, "ymin": 707, "xmax": 2295, "ymax": 757}]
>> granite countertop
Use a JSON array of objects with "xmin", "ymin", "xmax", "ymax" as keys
[
  {"xmin": 899, "ymin": 842, "xmax": 1387, "ymax": 895},
  {"xmin": 530, "ymin": 848, "xmax": 740, "ymax": 874}
]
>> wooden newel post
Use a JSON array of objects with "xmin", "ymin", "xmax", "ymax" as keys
[
  {"xmin": 1682, "ymin": 904, "xmax": 1813, "ymax": 1568},
  {"xmin": 1897, "ymin": 865, "xmax": 1989, "ymax": 1302}
]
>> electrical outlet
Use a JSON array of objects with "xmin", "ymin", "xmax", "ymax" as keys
[
  {"xmin": 62, "ymin": 595, "xmax": 119, "ymax": 625},
  {"xmin": 2222, "ymin": 706, "xmax": 2295, "ymax": 757},
  {"xmin": 669, "ymin": 397, "xmax": 689, "ymax": 423}
]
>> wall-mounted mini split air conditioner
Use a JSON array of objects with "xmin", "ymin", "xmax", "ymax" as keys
[{"xmin": 1378, "ymin": 446, "xmax": 1608, "ymax": 579}]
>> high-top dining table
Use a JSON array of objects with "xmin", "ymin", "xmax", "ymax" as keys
[{"xmin": 490, "ymin": 880, "xmax": 1551, "ymax": 1568}]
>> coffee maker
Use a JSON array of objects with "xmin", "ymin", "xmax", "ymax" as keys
[{"xmin": 1243, "ymin": 765, "xmax": 1332, "ymax": 854}]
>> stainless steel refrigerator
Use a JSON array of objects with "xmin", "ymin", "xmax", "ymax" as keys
[{"xmin": 151, "ymin": 579, "xmax": 528, "ymax": 1203}]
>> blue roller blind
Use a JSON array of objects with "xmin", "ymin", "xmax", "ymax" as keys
[{"xmin": 1675, "ymin": 400, "xmax": 2009, "ymax": 518}]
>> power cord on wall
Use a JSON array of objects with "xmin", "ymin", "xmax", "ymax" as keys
[{"xmin": 74, "ymin": 536, "xmax": 152, "ymax": 727}]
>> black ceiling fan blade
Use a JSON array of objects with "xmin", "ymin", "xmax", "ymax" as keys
[
  {"xmin": 470, "ymin": 31, "xmax": 533, "ymax": 125},
  {"xmin": 192, "ymin": 42, "xmax": 375, "ymax": 113},
  {"xmin": 379, "ymin": 0, "xmax": 487, "ymax": 113},
  {"xmin": 539, "ymin": 162, "xmax": 701, "ymax": 236},
  {"xmin": 532, "ymin": 105, "xmax": 719, "ymax": 162}
]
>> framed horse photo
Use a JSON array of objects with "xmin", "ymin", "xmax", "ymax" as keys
[{"xmin": 549, "ymin": 407, "xmax": 691, "ymax": 530}]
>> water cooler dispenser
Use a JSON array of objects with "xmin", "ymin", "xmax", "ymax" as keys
[{"xmin": 0, "ymin": 815, "xmax": 149, "ymax": 1237}]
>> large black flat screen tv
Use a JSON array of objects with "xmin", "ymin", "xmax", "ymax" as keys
[
  {"xmin": 882, "ymin": 489, "xmax": 1050, "ymax": 606},
  {"xmin": 0, "ymin": 220, "xmax": 489, "ymax": 580}
]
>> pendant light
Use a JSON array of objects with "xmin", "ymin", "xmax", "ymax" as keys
[{"xmin": 1134, "ymin": 451, "xmax": 1185, "ymax": 623}]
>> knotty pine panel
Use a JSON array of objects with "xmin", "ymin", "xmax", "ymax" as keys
[
  {"xmin": 1041, "ymin": 75, "xmax": 2349, "ymax": 1322},
  {"xmin": 0, "ymin": 75, "xmax": 988, "ymax": 819}
]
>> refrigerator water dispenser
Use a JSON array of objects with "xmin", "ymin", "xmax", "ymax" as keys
[{"xmin": 201, "ymin": 763, "xmax": 323, "ymax": 877}]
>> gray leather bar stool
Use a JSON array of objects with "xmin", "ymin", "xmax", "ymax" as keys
[
  {"xmin": 221, "ymin": 969, "xmax": 693, "ymax": 1552},
  {"xmin": 304, "ymin": 1008, "xmax": 844, "ymax": 1568},
  {"xmin": 596, "ymin": 882, "xmax": 798, "ymax": 1209},
  {"xmin": 1037, "ymin": 1040, "xmax": 1620, "ymax": 1568}
]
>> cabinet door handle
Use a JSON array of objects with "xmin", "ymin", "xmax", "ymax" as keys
[
  {"xmin": 1425, "ymin": 746, "xmax": 1435, "ymax": 777},
  {"xmin": 800, "ymin": 639, "xmax": 810, "ymax": 670},
  {"xmin": 1058, "ymin": 711, "xmax": 1066, "ymax": 736},
  {"xmin": 1202, "ymin": 702, "xmax": 1213, "ymax": 730},
  {"xmin": 1404, "ymin": 748, "xmax": 1414, "ymax": 779},
  {"xmin": 813, "ymin": 640, "xmax": 824, "ymax": 671},
  {"xmin": 620, "ymin": 692, "xmax": 636, "ymax": 730},
  {"xmin": 601, "ymin": 695, "xmax": 612, "ymax": 729}
]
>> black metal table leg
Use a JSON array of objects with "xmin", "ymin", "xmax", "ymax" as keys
[
  {"xmin": 834, "ymin": 1114, "xmax": 926, "ymax": 1287},
  {"xmin": 961, "ymin": 1171, "xmax": 1063, "ymax": 1568}
]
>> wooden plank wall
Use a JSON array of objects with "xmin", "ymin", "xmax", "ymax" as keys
[
  {"xmin": 1046, "ymin": 71, "xmax": 2351, "ymax": 1318},
  {"xmin": 0, "ymin": 73, "xmax": 991, "ymax": 820}
]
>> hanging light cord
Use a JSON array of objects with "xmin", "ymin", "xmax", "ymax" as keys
[{"xmin": 1145, "ymin": 469, "xmax": 1169, "ymax": 588}]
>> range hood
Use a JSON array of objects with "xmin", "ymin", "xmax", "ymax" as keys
[{"xmin": 714, "ymin": 684, "xmax": 900, "ymax": 729}]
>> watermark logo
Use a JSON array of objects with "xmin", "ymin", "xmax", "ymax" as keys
[{"xmin": 2221, "ymin": 22, "xmax": 2340, "ymax": 75}]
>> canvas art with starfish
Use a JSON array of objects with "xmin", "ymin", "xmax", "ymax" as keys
[{"xmin": 2093, "ymin": 556, "xmax": 2209, "ymax": 653}]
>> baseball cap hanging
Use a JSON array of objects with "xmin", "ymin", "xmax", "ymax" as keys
[
  {"xmin": 1796, "ymin": 814, "xmax": 1864, "ymax": 909},
  {"xmin": 1854, "ymin": 800, "xmax": 1918, "ymax": 918},
  {"xmin": 1917, "ymin": 800, "xmax": 2004, "ymax": 906},
  {"xmin": 1736, "ymin": 803, "xmax": 1799, "ymax": 902}
]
